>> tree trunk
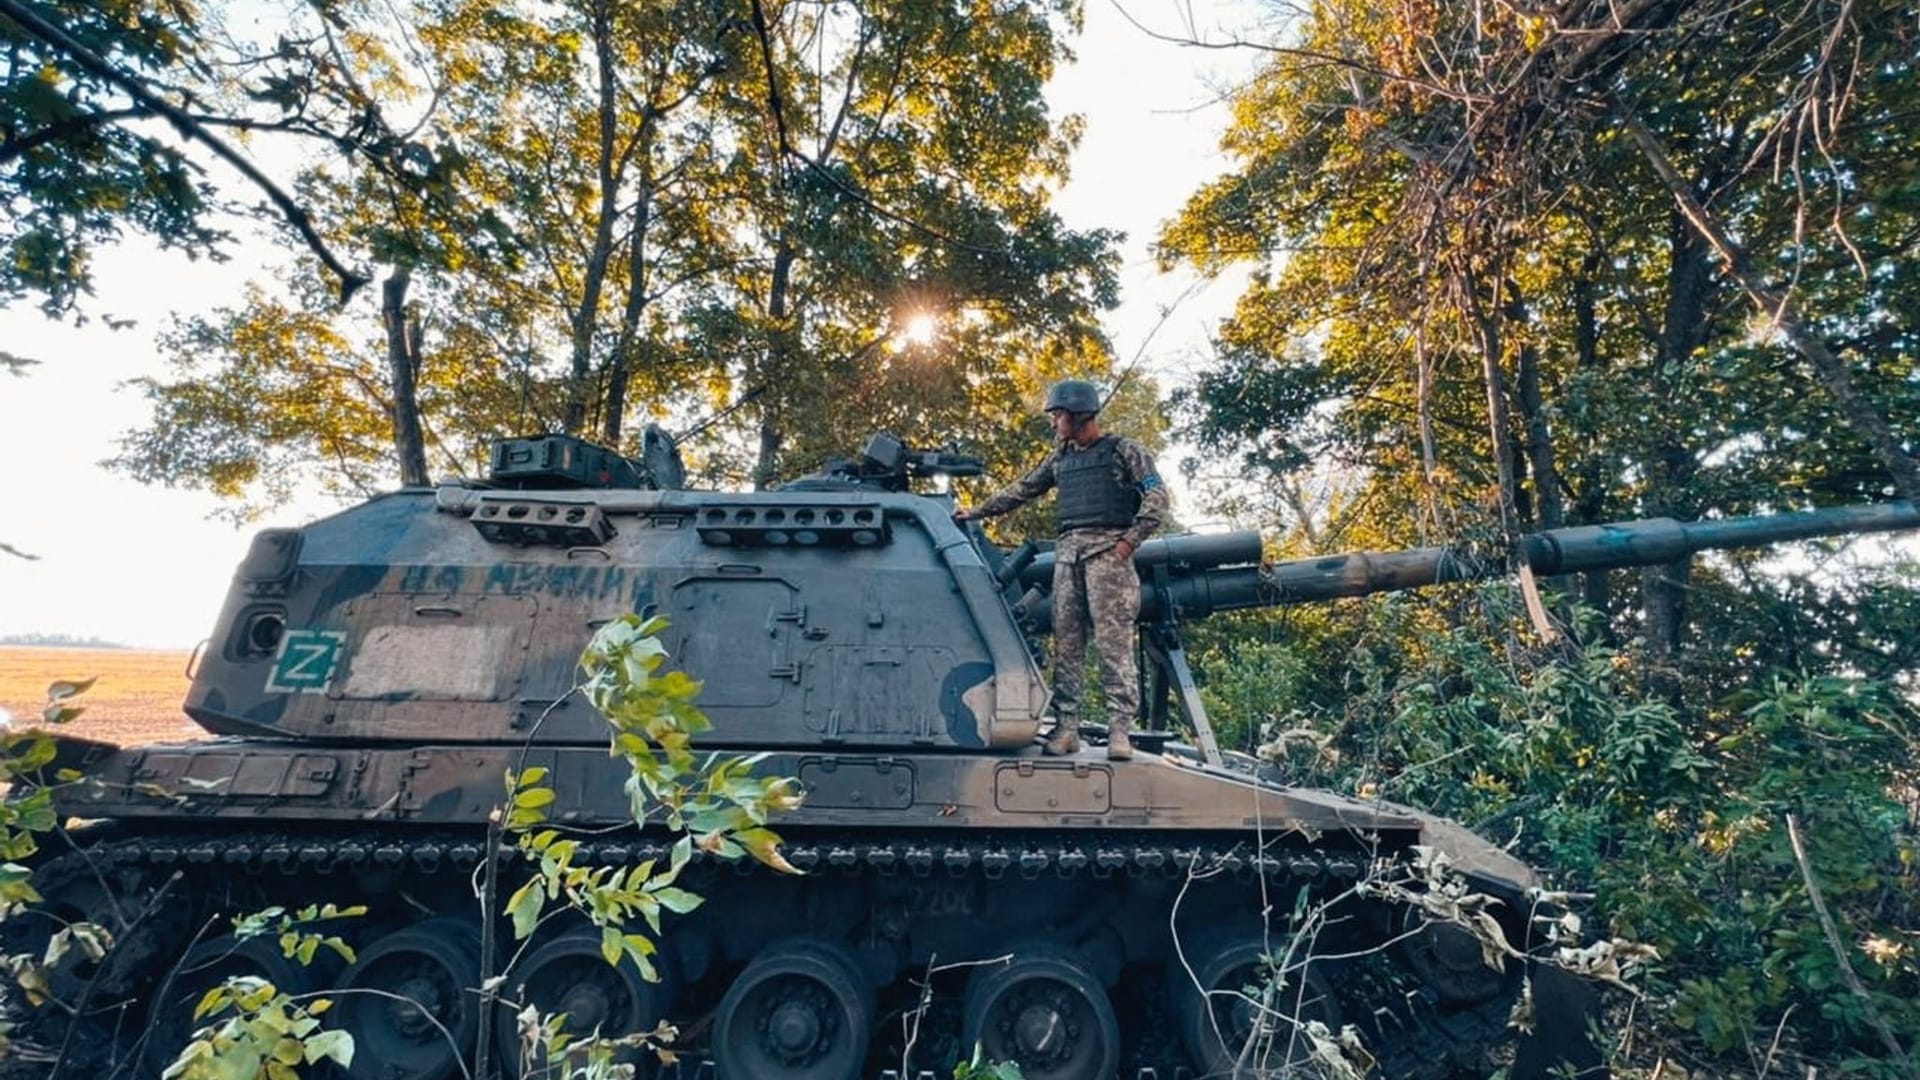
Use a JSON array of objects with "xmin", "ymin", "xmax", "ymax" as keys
[
  {"xmin": 1459, "ymin": 264, "xmax": 1523, "ymax": 541},
  {"xmin": 1414, "ymin": 324, "xmax": 1441, "ymax": 544},
  {"xmin": 603, "ymin": 164, "xmax": 655, "ymax": 446},
  {"xmin": 1641, "ymin": 208, "xmax": 1715, "ymax": 686},
  {"xmin": 1569, "ymin": 247, "xmax": 1612, "ymax": 615},
  {"xmin": 563, "ymin": 0, "xmax": 626, "ymax": 437},
  {"xmin": 1506, "ymin": 280, "xmax": 1563, "ymax": 529},
  {"xmin": 381, "ymin": 267, "xmax": 430, "ymax": 487},
  {"xmin": 1460, "ymin": 260, "xmax": 1567, "ymax": 640},
  {"xmin": 752, "ymin": 242, "xmax": 797, "ymax": 490}
]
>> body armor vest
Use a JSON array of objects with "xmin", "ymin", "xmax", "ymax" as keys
[{"xmin": 1054, "ymin": 436, "xmax": 1140, "ymax": 533}]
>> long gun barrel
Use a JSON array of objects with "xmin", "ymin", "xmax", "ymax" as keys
[
  {"xmin": 1018, "ymin": 501, "xmax": 1920, "ymax": 631},
  {"xmin": 1010, "ymin": 500, "xmax": 1920, "ymax": 768}
]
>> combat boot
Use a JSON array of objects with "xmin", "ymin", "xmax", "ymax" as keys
[
  {"xmin": 1106, "ymin": 719, "xmax": 1134, "ymax": 761},
  {"xmin": 1044, "ymin": 716, "xmax": 1081, "ymax": 756}
]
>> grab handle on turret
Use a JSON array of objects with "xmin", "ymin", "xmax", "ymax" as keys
[{"xmin": 995, "ymin": 541, "xmax": 1041, "ymax": 589}]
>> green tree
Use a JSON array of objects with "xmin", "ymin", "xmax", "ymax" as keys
[
  {"xmin": 1162, "ymin": 0, "xmax": 1920, "ymax": 663},
  {"xmin": 1162, "ymin": 1, "xmax": 1920, "ymax": 1071},
  {"xmin": 0, "ymin": 0, "xmax": 401, "ymax": 318},
  {"xmin": 1, "ymin": 0, "xmax": 230, "ymax": 317},
  {"xmin": 705, "ymin": 0, "xmax": 1121, "ymax": 487},
  {"xmin": 108, "ymin": 0, "xmax": 1122, "ymax": 513}
]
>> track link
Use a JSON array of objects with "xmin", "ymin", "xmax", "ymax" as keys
[{"xmin": 8, "ymin": 827, "xmax": 1539, "ymax": 1079}]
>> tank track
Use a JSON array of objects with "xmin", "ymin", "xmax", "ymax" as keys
[{"xmin": 8, "ymin": 826, "xmax": 1530, "ymax": 1080}]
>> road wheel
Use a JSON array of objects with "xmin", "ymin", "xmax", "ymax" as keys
[
  {"xmin": 961, "ymin": 949, "xmax": 1119, "ymax": 1080},
  {"xmin": 1172, "ymin": 935, "xmax": 1340, "ymax": 1077},
  {"xmin": 712, "ymin": 938, "xmax": 872, "ymax": 1080},
  {"xmin": 495, "ymin": 927, "xmax": 676, "ymax": 1076},
  {"xmin": 334, "ymin": 916, "xmax": 482, "ymax": 1080}
]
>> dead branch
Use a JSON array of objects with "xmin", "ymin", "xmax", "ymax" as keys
[{"xmin": 1784, "ymin": 813, "xmax": 1917, "ymax": 1080}]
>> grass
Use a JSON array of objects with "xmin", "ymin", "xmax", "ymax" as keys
[{"xmin": 0, "ymin": 646, "xmax": 202, "ymax": 746}]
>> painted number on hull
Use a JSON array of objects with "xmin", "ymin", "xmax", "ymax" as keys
[{"xmin": 266, "ymin": 630, "xmax": 348, "ymax": 694}]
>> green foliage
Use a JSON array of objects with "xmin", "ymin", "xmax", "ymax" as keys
[
  {"xmin": 5, "ymin": 735, "xmax": 353, "ymax": 1080},
  {"xmin": 2, "ymin": 0, "xmax": 429, "ymax": 320},
  {"xmin": 1631, "ymin": 675, "xmax": 1920, "ymax": 1071},
  {"xmin": 0, "ymin": 1, "xmax": 224, "ymax": 317},
  {"xmin": 497, "ymin": 614, "xmax": 803, "ymax": 1072},
  {"xmin": 1164, "ymin": 0, "xmax": 1920, "ymax": 534},
  {"xmin": 576, "ymin": 614, "xmax": 805, "ymax": 857},
  {"xmin": 1, "ymin": 622, "xmax": 800, "ymax": 1078},
  {"xmin": 152, "ymin": 902, "xmax": 368, "ymax": 1077},
  {"xmin": 229, "ymin": 903, "xmax": 366, "ymax": 969},
  {"xmin": 107, "ymin": 0, "xmax": 1122, "ymax": 512},
  {"xmin": 0, "ymin": 675, "xmax": 109, "ymax": 1016},
  {"xmin": 160, "ymin": 978, "xmax": 351, "ymax": 1080},
  {"xmin": 112, "ymin": 278, "xmax": 401, "ymax": 513},
  {"xmin": 1166, "ymin": 0, "xmax": 1920, "ymax": 1066},
  {"xmin": 952, "ymin": 1044, "xmax": 1024, "ymax": 1080},
  {"xmin": 1184, "ymin": 614, "xmax": 1331, "ymax": 755},
  {"xmin": 1191, "ymin": 581, "xmax": 1920, "ymax": 1072}
]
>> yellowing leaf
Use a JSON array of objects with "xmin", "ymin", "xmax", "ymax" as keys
[
  {"xmin": 193, "ymin": 984, "xmax": 231, "ymax": 1021},
  {"xmin": 303, "ymin": 1028, "xmax": 354, "ymax": 1067},
  {"xmin": 507, "ymin": 879, "xmax": 545, "ymax": 940},
  {"xmin": 736, "ymin": 828, "xmax": 798, "ymax": 874},
  {"xmin": 45, "ymin": 677, "xmax": 97, "ymax": 702},
  {"xmin": 514, "ymin": 787, "xmax": 557, "ymax": 810}
]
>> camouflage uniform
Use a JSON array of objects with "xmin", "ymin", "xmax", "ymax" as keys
[{"xmin": 972, "ymin": 437, "xmax": 1168, "ymax": 742}]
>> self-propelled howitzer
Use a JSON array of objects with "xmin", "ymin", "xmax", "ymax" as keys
[{"xmin": 13, "ymin": 430, "xmax": 1915, "ymax": 1080}]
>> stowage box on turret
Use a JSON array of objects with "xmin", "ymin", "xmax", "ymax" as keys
[{"xmin": 12, "ymin": 430, "xmax": 1919, "ymax": 1079}]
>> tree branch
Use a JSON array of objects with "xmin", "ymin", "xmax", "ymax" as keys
[
  {"xmin": 747, "ymin": 0, "xmax": 794, "ymax": 167},
  {"xmin": 0, "ymin": 105, "xmax": 150, "ymax": 164},
  {"xmin": 1784, "ymin": 814, "xmax": 1917, "ymax": 1080},
  {"xmin": 1613, "ymin": 95, "xmax": 1920, "ymax": 501},
  {"xmin": 0, "ymin": 0, "xmax": 371, "ymax": 304}
]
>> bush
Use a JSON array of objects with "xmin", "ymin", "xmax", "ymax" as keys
[{"xmin": 1190, "ymin": 584, "xmax": 1920, "ymax": 1073}]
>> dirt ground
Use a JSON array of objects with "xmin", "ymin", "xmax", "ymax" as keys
[{"xmin": 0, "ymin": 646, "xmax": 203, "ymax": 746}]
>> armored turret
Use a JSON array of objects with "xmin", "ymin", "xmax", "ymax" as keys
[{"xmin": 13, "ymin": 429, "xmax": 1916, "ymax": 1080}]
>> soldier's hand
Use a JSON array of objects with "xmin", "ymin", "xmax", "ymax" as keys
[
  {"xmin": 954, "ymin": 507, "xmax": 976, "ymax": 523},
  {"xmin": 1114, "ymin": 539, "xmax": 1136, "ymax": 560}
]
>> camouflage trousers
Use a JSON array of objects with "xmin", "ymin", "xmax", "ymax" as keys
[{"xmin": 1050, "ymin": 535, "xmax": 1141, "ymax": 728}]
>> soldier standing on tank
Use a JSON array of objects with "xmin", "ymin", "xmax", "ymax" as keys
[{"xmin": 955, "ymin": 379, "xmax": 1168, "ymax": 760}]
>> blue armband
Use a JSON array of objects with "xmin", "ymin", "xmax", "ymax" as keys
[{"xmin": 1137, "ymin": 473, "xmax": 1163, "ymax": 493}]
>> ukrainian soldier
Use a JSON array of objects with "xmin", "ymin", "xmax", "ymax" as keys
[{"xmin": 955, "ymin": 379, "xmax": 1168, "ymax": 760}]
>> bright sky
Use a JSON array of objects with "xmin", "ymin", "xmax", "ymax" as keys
[{"xmin": 0, "ymin": 2, "xmax": 1265, "ymax": 649}]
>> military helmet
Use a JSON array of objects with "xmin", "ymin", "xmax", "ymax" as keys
[{"xmin": 1043, "ymin": 379, "xmax": 1102, "ymax": 415}]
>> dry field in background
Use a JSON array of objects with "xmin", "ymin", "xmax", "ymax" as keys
[{"xmin": 0, "ymin": 647, "xmax": 202, "ymax": 746}]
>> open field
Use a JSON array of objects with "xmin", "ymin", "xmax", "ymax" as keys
[{"xmin": 0, "ymin": 646, "xmax": 202, "ymax": 746}]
